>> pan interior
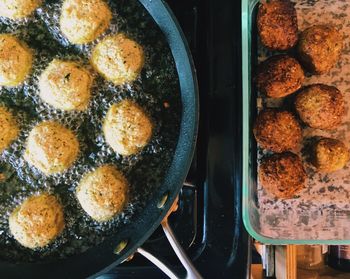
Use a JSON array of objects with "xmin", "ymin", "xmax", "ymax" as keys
[{"xmin": 0, "ymin": 0, "xmax": 181, "ymax": 263}]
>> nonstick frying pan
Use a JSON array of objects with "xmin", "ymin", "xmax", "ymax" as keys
[{"xmin": 0, "ymin": 0, "xmax": 198, "ymax": 278}]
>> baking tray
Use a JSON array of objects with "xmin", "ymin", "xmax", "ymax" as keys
[{"xmin": 242, "ymin": 0, "xmax": 350, "ymax": 244}]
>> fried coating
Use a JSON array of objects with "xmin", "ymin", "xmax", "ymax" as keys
[
  {"xmin": 313, "ymin": 137, "xmax": 349, "ymax": 172},
  {"xmin": 295, "ymin": 84, "xmax": 344, "ymax": 130},
  {"xmin": 259, "ymin": 152, "xmax": 306, "ymax": 199},
  {"xmin": 0, "ymin": 106, "xmax": 19, "ymax": 153},
  {"xmin": 76, "ymin": 165, "xmax": 128, "ymax": 222},
  {"xmin": 60, "ymin": 0, "xmax": 112, "ymax": 44},
  {"xmin": 0, "ymin": 0, "xmax": 42, "ymax": 19},
  {"xmin": 0, "ymin": 34, "xmax": 33, "ymax": 87},
  {"xmin": 91, "ymin": 33, "xmax": 145, "ymax": 85},
  {"xmin": 256, "ymin": 55, "xmax": 305, "ymax": 98},
  {"xmin": 39, "ymin": 59, "xmax": 92, "ymax": 111},
  {"xmin": 257, "ymin": 0, "xmax": 298, "ymax": 50},
  {"xmin": 254, "ymin": 109, "xmax": 302, "ymax": 153},
  {"xmin": 9, "ymin": 194, "xmax": 65, "ymax": 249},
  {"xmin": 103, "ymin": 100, "xmax": 153, "ymax": 156},
  {"xmin": 298, "ymin": 25, "xmax": 343, "ymax": 74},
  {"xmin": 24, "ymin": 121, "xmax": 80, "ymax": 175}
]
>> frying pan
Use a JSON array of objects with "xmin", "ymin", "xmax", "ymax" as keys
[{"xmin": 0, "ymin": 0, "xmax": 199, "ymax": 278}]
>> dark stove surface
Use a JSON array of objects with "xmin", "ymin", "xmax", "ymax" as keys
[{"xmin": 99, "ymin": 0, "xmax": 249, "ymax": 278}]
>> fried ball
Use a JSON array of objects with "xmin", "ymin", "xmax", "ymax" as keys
[
  {"xmin": 76, "ymin": 165, "xmax": 128, "ymax": 222},
  {"xmin": 0, "ymin": 0, "xmax": 42, "ymax": 20},
  {"xmin": 60, "ymin": 0, "xmax": 112, "ymax": 44},
  {"xmin": 257, "ymin": 0, "xmax": 298, "ymax": 50},
  {"xmin": 0, "ymin": 34, "xmax": 33, "ymax": 87},
  {"xmin": 0, "ymin": 106, "xmax": 19, "ymax": 153},
  {"xmin": 103, "ymin": 100, "xmax": 153, "ymax": 156},
  {"xmin": 24, "ymin": 121, "xmax": 79, "ymax": 175},
  {"xmin": 313, "ymin": 137, "xmax": 349, "ymax": 172},
  {"xmin": 253, "ymin": 109, "xmax": 302, "ymax": 153},
  {"xmin": 91, "ymin": 33, "xmax": 145, "ymax": 85},
  {"xmin": 259, "ymin": 152, "xmax": 306, "ymax": 199},
  {"xmin": 295, "ymin": 84, "xmax": 344, "ymax": 130},
  {"xmin": 298, "ymin": 25, "xmax": 343, "ymax": 74},
  {"xmin": 256, "ymin": 55, "xmax": 305, "ymax": 98},
  {"xmin": 9, "ymin": 193, "xmax": 65, "ymax": 249},
  {"xmin": 39, "ymin": 59, "xmax": 93, "ymax": 111}
]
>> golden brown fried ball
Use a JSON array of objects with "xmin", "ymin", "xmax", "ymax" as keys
[
  {"xmin": 0, "ymin": 34, "xmax": 33, "ymax": 87},
  {"xmin": 103, "ymin": 100, "xmax": 153, "ymax": 156},
  {"xmin": 257, "ymin": 0, "xmax": 298, "ymax": 50},
  {"xmin": 60, "ymin": 0, "xmax": 112, "ymax": 44},
  {"xmin": 253, "ymin": 109, "xmax": 302, "ymax": 153},
  {"xmin": 313, "ymin": 137, "xmax": 349, "ymax": 172},
  {"xmin": 298, "ymin": 25, "xmax": 343, "ymax": 74},
  {"xmin": 295, "ymin": 84, "xmax": 344, "ymax": 130},
  {"xmin": 39, "ymin": 59, "xmax": 93, "ymax": 111},
  {"xmin": 91, "ymin": 33, "xmax": 145, "ymax": 85},
  {"xmin": 259, "ymin": 152, "xmax": 306, "ymax": 199},
  {"xmin": 24, "ymin": 121, "xmax": 79, "ymax": 175},
  {"xmin": 0, "ymin": 0, "xmax": 42, "ymax": 19},
  {"xmin": 0, "ymin": 106, "xmax": 19, "ymax": 153},
  {"xmin": 76, "ymin": 165, "xmax": 128, "ymax": 222},
  {"xmin": 256, "ymin": 55, "xmax": 305, "ymax": 98},
  {"xmin": 9, "ymin": 193, "xmax": 65, "ymax": 249}
]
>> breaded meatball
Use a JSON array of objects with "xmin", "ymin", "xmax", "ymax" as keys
[
  {"xmin": 253, "ymin": 109, "xmax": 302, "ymax": 153},
  {"xmin": 0, "ymin": 106, "xmax": 19, "ymax": 153},
  {"xmin": 76, "ymin": 165, "xmax": 128, "ymax": 222},
  {"xmin": 0, "ymin": 0, "xmax": 42, "ymax": 19},
  {"xmin": 0, "ymin": 34, "xmax": 33, "ymax": 87},
  {"xmin": 257, "ymin": 0, "xmax": 298, "ymax": 50},
  {"xmin": 91, "ymin": 34, "xmax": 145, "ymax": 85},
  {"xmin": 39, "ymin": 59, "xmax": 93, "ymax": 111},
  {"xmin": 313, "ymin": 137, "xmax": 349, "ymax": 172},
  {"xmin": 60, "ymin": 0, "xmax": 112, "ymax": 44},
  {"xmin": 298, "ymin": 25, "xmax": 343, "ymax": 74},
  {"xmin": 259, "ymin": 152, "xmax": 306, "ymax": 199},
  {"xmin": 256, "ymin": 55, "xmax": 305, "ymax": 98},
  {"xmin": 295, "ymin": 84, "xmax": 344, "ymax": 130},
  {"xmin": 24, "ymin": 121, "xmax": 79, "ymax": 175},
  {"xmin": 103, "ymin": 100, "xmax": 153, "ymax": 156},
  {"xmin": 9, "ymin": 193, "xmax": 64, "ymax": 249}
]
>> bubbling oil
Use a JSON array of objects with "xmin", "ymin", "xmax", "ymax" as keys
[{"xmin": 0, "ymin": 0, "xmax": 182, "ymax": 262}]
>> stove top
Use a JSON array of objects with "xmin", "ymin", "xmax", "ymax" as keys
[{"xmin": 98, "ymin": 0, "xmax": 249, "ymax": 278}]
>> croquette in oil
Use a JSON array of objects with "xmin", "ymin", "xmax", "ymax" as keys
[
  {"xmin": 0, "ymin": 0, "xmax": 42, "ymax": 19},
  {"xmin": 103, "ymin": 100, "xmax": 153, "ymax": 156},
  {"xmin": 0, "ymin": 106, "xmax": 19, "ymax": 153},
  {"xmin": 39, "ymin": 59, "xmax": 93, "ymax": 111},
  {"xmin": 76, "ymin": 165, "xmax": 128, "ymax": 222},
  {"xmin": 91, "ymin": 33, "xmax": 145, "ymax": 85},
  {"xmin": 60, "ymin": 0, "xmax": 112, "ymax": 44},
  {"xmin": 9, "ymin": 193, "xmax": 65, "ymax": 249},
  {"xmin": 0, "ymin": 34, "xmax": 33, "ymax": 87},
  {"xmin": 24, "ymin": 121, "xmax": 80, "ymax": 175}
]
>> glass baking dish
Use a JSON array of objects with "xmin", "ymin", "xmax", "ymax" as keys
[{"xmin": 242, "ymin": 0, "xmax": 350, "ymax": 244}]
